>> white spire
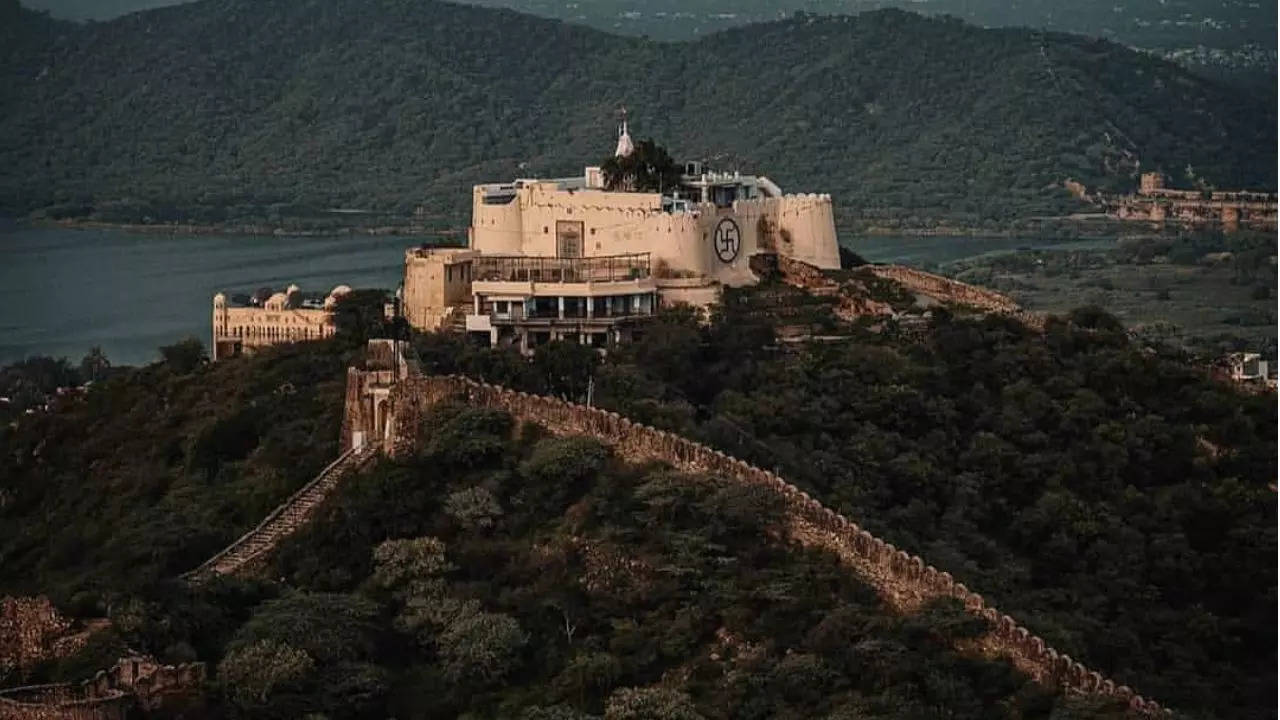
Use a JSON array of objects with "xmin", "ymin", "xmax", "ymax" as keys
[{"xmin": 614, "ymin": 107, "xmax": 634, "ymax": 158}]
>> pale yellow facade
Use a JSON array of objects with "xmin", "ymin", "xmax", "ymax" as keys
[
  {"xmin": 402, "ymin": 248, "xmax": 476, "ymax": 331},
  {"xmin": 211, "ymin": 285, "xmax": 349, "ymax": 360},
  {"xmin": 400, "ymin": 126, "xmax": 842, "ymax": 352},
  {"xmin": 469, "ymin": 178, "xmax": 840, "ymax": 285}
]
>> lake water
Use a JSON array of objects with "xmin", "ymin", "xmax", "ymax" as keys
[{"xmin": 0, "ymin": 226, "xmax": 1109, "ymax": 366}]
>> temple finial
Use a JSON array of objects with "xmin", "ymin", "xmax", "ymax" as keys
[{"xmin": 615, "ymin": 106, "xmax": 634, "ymax": 158}]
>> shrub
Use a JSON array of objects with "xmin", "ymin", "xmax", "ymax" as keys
[
  {"xmin": 159, "ymin": 337, "xmax": 207, "ymax": 373},
  {"xmin": 371, "ymin": 537, "xmax": 451, "ymax": 592},
  {"xmin": 445, "ymin": 486, "xmax": 503, "ymax": 530},
  {"xmin": 218, "ymin": 639, "xmax": 314, "ymax": 706},
  {"xmin": 604, "ymin": 687, "xmax": 703, "ymax": 720},
  {"xmin": 438, "ymin": 611, "xmax": 528, "ymax": 684}
]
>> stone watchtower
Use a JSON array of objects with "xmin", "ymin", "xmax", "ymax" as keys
[{"xmin": 1139, "ymin": 171, "xmax": 1166, "ymax": 195}]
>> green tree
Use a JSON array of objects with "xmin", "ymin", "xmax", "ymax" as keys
[
  {"xmin": 218, "ymin": 639, "xmax": 314, "ymax": 706},
  {"xmin": 78, "ymin": 346, "xmax": 110, "ymax": 383},
  {"xmin": 332, "ymin": 289, "xmax": 390, "ymax": 345},
  {"xmin": 532, "ymin": 340, "xmax": 601, "ymax": 401},
  {"xmin": 371, "ymin": 536, "xmax": 452, "ymax": 594},
  {"xmin": 438, "ymin": 610, "xmax": 528, "ymax": 684},
  {"xmin": 159, "ymin": 337, "xmax": 206, "ymax": 373},
  {"xmin": 601, "ymin": 139, "xmax": 682, "ymax": 193},
  {"xmin": 444, "ymin": 486, "xmax": 503, "ymax": 530},
  {"xmin": 604, "ymin": 687, "xmax": 704, "ymax": 720}
]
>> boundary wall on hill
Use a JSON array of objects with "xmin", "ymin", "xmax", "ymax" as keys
[
  {"xmin": 383, "ymin": 373, "xmax": 1167, "ymax": 716},
  {"xmin": 0, "ymin": 657, "xmax": 203, "ymax": 720},
  {"xmin": 865, "ymin": 265, "xmax": 1021, "ymax": 314}
]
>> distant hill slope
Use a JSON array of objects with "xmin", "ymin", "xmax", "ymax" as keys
[
  {"xmin": 460, "ymin": 0, "xmax": 1277, "ymax": 69},
  {"xmin": 1, "ymin": 0, "xmax": 1274, "ymax": 228}
]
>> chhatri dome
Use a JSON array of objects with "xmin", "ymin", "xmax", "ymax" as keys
[{"xmin": 614, "ymin": 109, "xmax": 634, "ymax": 158}]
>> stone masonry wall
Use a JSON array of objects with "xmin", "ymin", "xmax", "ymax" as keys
[
  {"xmin": 0, "ymin": 656, "xmax": 205, "ymax": 720},
  {"xmin": 866, "ymin": 265, "xmax": 1021, "ymax": 314},
  {"xmin": 387, "ymin": 374, "xmax": 1168, "ymax": 716}
]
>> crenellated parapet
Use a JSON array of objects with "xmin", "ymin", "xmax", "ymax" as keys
[{"xmin": 371, "ymin": 373, "xmax": 1169, "ymax": 716}]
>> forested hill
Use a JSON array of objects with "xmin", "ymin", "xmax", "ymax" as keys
[{"xmin": 1, "ymin": 0, "xmax": 1274, "ymax": 228}]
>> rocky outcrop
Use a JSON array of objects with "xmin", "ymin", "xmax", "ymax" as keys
[
  {"xmin": 0, "ymin": 599, "xmax": 105, "ymax": 684},
  {"xmin": 774, "ymin": 255, "xmax": 1046, "ymax": 328}
]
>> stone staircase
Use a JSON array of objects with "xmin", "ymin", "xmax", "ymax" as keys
[{"xmin": 182, "ymin": 447, "xmax": 374, "ymax": 583}]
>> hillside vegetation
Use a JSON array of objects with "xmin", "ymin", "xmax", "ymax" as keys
[
  {"xmin": 1, "ymin": 0, "xmax": 1274, "ymax": 229},
  {"xmin": 1, "ymin": 280, "xmax": 1272, "ymax": 718},
  {"xmin": 2, "ymin": 336, "xmax": 1133, "ymax": 718},
  {"xmin": 417, "ymin": 299, "xmax": 1277, "ymax": 719}
]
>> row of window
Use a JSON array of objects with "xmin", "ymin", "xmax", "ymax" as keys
[
  {"xmin": 443, "ymin": 264, "xmax": 472, "ymax": 283},
  {"xmin": 479, "ymin": 294, "xmax": 655, "ymax": 320},
  {"xmin": 221, "ymin": 325, "xmax": 333, "ymax": 341}
]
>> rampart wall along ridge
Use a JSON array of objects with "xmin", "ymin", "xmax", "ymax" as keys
[
  {"xmin": 388, "ymin": 374, "xmax": 1168, "ymax": 716},
  {"xmin": 0, "ymin": 656, "xmax": 204, "ymax": 720}
]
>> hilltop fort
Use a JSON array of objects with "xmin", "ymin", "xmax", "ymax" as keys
[{"xmin": 215, "ymin": 118, "xmax": 843, "ymax": 358}]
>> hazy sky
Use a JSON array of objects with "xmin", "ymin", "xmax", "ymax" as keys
[{"xmin": 24, "ymin": 0, "xmax": 187, "ymax": 20}]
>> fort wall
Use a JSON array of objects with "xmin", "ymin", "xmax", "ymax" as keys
[
  {"xmin": 468, "ymin": 182, "xmax": 839, "ymax": 290},
  {"xmin": 1105, "ymin": 174, "xmax": 1278, "ymax": 229},
  {"xmin": 402, "ymin": 249, "xmax": 475, "ymax": 332},
  {"xmin": 379, "ymin": 374, "xmax": 1167, "ymax": 716},
  {"xmin": 0, "ymin": 657, "xmax": 204, "ymax": 720},
  {"xmin": 865, "ymin": 265, "xmax": 1021, "ymax": 314}
]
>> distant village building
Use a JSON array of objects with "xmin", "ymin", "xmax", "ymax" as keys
[
  {"xmin": 1216, "ymin": 352, "xmax": 1273, "ymax": 387},
  {"xmin": 211, "ymin": 284, "xmax": 349, "ymax": 360},
  {"xmin": 401, "ymin": 117, "xmax": 841, "ymax": 353}
]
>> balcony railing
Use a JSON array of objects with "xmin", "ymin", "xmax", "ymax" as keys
[{"xmin": 471, "ymin": 253, "xmax": 651, "ymax": 283}]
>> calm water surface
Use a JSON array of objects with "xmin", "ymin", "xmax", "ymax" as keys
[
  {"xmin": 0, "ymin": 226, "xmax": 1109, "ymax": 366},
  {"xmin": 0, "ymin": 227, "xmax": 413, "ymax": 365}
]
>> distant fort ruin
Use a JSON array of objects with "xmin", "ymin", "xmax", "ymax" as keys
[{"xmin": 1102, "ymin": 171, "xmax": 1276, "ymax": 229}]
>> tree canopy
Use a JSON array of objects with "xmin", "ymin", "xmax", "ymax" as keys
[{"xmin": 1, "ymin": 0, "xmax": 1273, "ymax": 230}]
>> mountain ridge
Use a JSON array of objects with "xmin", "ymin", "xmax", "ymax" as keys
[{"xmin": 1, "ymin": 0, "xmax": 1274, "ymax": 228}]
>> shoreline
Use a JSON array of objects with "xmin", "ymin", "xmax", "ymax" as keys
[
  {"xmin": 29, "ymin": 218, "xmax": 469, "ymax": 239},
  {"xmin": 26, "ymin": 216, "xmax": 1147, "ymax": 240}
]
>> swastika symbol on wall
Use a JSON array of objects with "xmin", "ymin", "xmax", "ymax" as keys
[{"xmin": 713, "ymin": 218, "xmax": 741, "ymax": 263}]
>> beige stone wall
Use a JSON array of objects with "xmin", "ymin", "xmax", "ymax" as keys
[
  {"xmin": 469, "ymin": 183, "xmax": 840, "ymax": 285},
  {"xmin": 212, "ymin": 303, "xmax": 335, "ymax": 359},
  {"xmin": 373, "ymin": 375, "xmax": 1168, "ymax": 716},
  {"xmin": 655, "ymin": 278, "xmax": 722, "ymax": 310},
  {"xmin": 402, "ymin": 249, "xmax": 475, "ymax": 332},
  {"xmin": 865, "ymin": 265, "xmax": 1022, "ymax": 314}
]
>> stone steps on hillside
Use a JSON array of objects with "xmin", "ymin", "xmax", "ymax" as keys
[{"xmin": 183, "ymin": 447, "xmax": 374, "ymax": 583}]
